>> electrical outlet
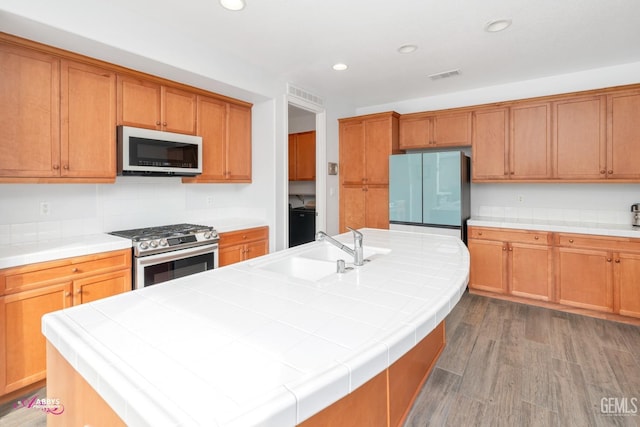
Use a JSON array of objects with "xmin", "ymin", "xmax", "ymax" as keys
[
  {"xmin": 206, "ymin": 196, "xmax": 214, "ymax": 207},
  {"xmin": 40, "ymin": 202, "xmax": 50, "ymax": 216}
]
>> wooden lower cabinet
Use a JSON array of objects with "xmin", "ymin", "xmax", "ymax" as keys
[
  {"xmin": 0, "ymin": 249, "xmax": 131, "ymax": 397},
  {"xmin": 468, "ymin": 227, "xmax": 552, "ymax": 300},
  {"xmin": 469, "ymin": 226, "xmax": 640, "ymax": 323},
  {"xmin": 218, "ymin": 226, "xmax": 269, "ymax": 267},
  {"xmin": 340, "ymin": 185, "xmax": 389, "ymax": 232}
]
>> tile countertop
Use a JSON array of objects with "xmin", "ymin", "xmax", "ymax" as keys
[
  {"xmin": 0, "ymin": 233, "xmax": 132, "ymax": 270},
  {"xmin": 468, "ymin": 216, "xmax": 640, "ymax": 239},
  {"xmin": 0, "ymin": 219, "xmax": 267, "ymax": 270},
  {"xmin": 42, "ymin": 228, "xmax": 470, "ymax": 427}
]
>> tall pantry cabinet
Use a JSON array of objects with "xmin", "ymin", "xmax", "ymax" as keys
[{"xmin": 338, "ymin": 112, "xmax": 400, "ymax": 232}]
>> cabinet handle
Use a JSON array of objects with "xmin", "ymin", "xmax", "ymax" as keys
[
  {"xmin": 53, "ymin": 164, "xmax": 60, "ymax": 170},
  {"xmin": 478, "ymin": 232, "xmax": 483, "ymax": 236},
  {"xmin": 65, "ymin": 292, "xmax": 71, "ymax": 297},
  {"xmin": 71, "ymin": 267, "xmax": 78, "ymax": 273},
  {"xmin": 615, "ymin": 259, "xmax": 621, "ymax": 263},
  {"xmin": 569, "ymin": 239, "xmax": 574, "ymax": 243},
  {"xmin": 607, "ymin": 258, "xmax": 612, "ymax": 262},
  {"xmin": 63, "ymin": 165, "xmax": 69, "ymax": 170},
  {"xmin": 156, "ymin": 121, "xmax": 161, "ymax": 125},
  {"xmin": 600, "ymin": 169, "xmax": 606, "ymax": 174},
  {"xmin": 163, "ymin": 122, "xmax": 167, "ymax": 126},
  {"xmin": 242, "ymin": 235, "xmax": 247, "ymax": 239},
  {"xmin": 76, "ymin": 289, "xmax": 82, "ymax": 294},
  {"xmin": 502, "ymin": 247, "xmax": 507, "ymax": 251},
  {"xmin": 534, "ymin": 236, "xmax": 539, "ymax": 240},
  {"xmin": 608, "ymin": 170, "xmax": 613, "ymax": 174},
  {"xmin": 508, "ymin": 247, "xmax": 513, "ymax": 251},
  {"xmin": 510, "ymin": 172, "xmax": 514, "ymax": 175}
]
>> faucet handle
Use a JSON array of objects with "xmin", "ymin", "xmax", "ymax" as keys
[{"xmin": 346, "ymin": 226, "xmax": 363, "ymax": 239}]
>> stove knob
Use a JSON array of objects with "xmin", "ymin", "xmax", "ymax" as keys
[
  {"xmin": 204, "ymin": 231, "xmax": 212, "ymax": 239},
  {"xmin": 159, "ymin": 239, "xmax": 168, "ymax": 247},
  {"xmin": 139, "ymin": 242, "xmax": 149, "ymax": 250},
  {"xmin": 149, "ymin": 240, "xmax": 158, "ymax": 248}
]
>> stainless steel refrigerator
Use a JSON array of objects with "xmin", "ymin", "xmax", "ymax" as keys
[{"xmin": 389, "ymin": 151, "xmax": 470, "ymax": 242}]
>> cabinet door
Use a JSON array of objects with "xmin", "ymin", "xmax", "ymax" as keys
[
  {"xmin": 510, "ymin": 103, "xmax": 552, "ymax": 179},
  {"xmin": 73, "ymin": 270, "xmax": 130, "ymax": 305},
  {"xmin": 0, "ymin": 43, "xmax": 60, "ymax": 177},
  {"xmin": 288, "ymin": 134, "xmax": 296, "ymax": 180},
  {"xmin": 556, "ymin": 247, "xmax": 613, "ymax": 312},
  {"xmin": 295, "ymin": 131, "xmax": 316, "ymax": 181},
  {"xmin": 340, "ymin": 120, "xmax": 365, "ymax": 185},
  {"xmin": 468, "ymin": 239, "xmax": 507, "ymax": 294},
  {"xmin": 194, "ymin": 95, "xmax": 227, "ymax": 181},
  {"xmin": 340, "ymin": 185, "xmax": 366, "ymax": 232},
  {"xmin": 162, "ymin": 86, "xmax": 196, "ymax": 135},
  {"xmin": 365, "ymin": 186, "xmax": 389, "ymax": 230},
  {"xmin": 218, "ymin": 244, "xmax": 245, "ymax": 267},
  {"xmin": 117, "ymin": 75, "xmax": 162, "ymax": 130},
  {"xmin": 365, "ymin": 117, "xmax": 393, "ymax": 185},
  {"xmin": 615, "ymin": 252, "xmax": 640, "ymax": 318},
  {"xmin": 607, "ymin": 90, "xmax": 640, "ymax": 179},
  {"xmin": 510, "ymin": 243, "xmax": 552, "ymax": 301},
  {"xmin": 226, "ymin": 103, "xmax": 252, "ymax": 182},
  {"xmin": 471, "ymin": 108, "xmax": 509, "ymax": 180},
  {"xmin": 399, "ymin": 115, "xmax": 430, "ymax": 149},
  {"xmin": 553, "ymin": 96, "xmax": 606, "ymax": 180},
  {"xmin": 1, "ymin": 283, "xmax": 72, "ymax": 394},
  {"xmin": 60, "ymin": 60, "xmax": 116, "ymax": 179},
  {"xmin": 432, "ymin": 112, "xmax": 471, "ymax": 147},
  {"xmin": 244, "ymin": 240, "xmax": 269, "ymax": 261}
]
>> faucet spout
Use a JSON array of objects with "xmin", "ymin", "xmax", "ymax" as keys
[{"xmin": 316, "ymin": 228, "xmax": 364, "ymax": 266}]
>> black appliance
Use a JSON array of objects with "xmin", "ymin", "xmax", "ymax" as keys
[{"xmin": 289, "ymin": 207, "xmax": 316, "ymax": 247}]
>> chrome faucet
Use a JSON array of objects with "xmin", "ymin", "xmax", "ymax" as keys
[{"xmin": 316, "ymin": 227, "xmax": 364, "ymax": 266}]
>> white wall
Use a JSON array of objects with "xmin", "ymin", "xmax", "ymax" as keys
[{"xmin": 356, "ymin": 62, "xmax": 640, "ymax": 223}]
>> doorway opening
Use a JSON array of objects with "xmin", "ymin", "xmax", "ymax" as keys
[{"xmin": 286, "ymin": 99, "xmax": 326, "ymax": 249}]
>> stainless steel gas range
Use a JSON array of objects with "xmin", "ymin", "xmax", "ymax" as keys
[{"xmin": 109, "ymin": 223, "xmax": 219, "ymax": 289}]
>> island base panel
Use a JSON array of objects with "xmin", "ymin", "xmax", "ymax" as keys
[
  {"xmin": 301, "ymin": 321, "xmax": 445, "ymax": 427},
  {"xmin": 46, "ymin": 342, "xmax": 126, "ymax": 427}
]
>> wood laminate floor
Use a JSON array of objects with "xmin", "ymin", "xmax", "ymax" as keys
[
  {"xmin": 1, "ymin": 292, "xmax": 638, "ymax": 426},
  {"xmin": 403, "ymin": 292, "xmax": 640, "ymax": 427}
]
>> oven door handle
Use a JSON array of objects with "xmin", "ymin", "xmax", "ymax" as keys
[{"xmin": 136, "ymin": 243, "xmax": 219, "ymax": 266}]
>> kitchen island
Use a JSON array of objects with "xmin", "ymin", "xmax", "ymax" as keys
[{"xmin": 42, "ymin": 228, "xmax": 469, "ymax": 426}]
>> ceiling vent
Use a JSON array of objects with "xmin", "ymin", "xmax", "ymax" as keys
[
  {"xmin": 287, "ymin": 83, "xmax": 324, "ymax": 107},
  {"xmin": 428, "ymin": 69, "xmax": 461, "ymax": 80}
]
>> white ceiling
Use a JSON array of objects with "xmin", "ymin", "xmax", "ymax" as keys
[{"xmin": 3, "ymin": 0, "xmax": 640, "ymax": 108}]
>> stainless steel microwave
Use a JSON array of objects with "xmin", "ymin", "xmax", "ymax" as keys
[{"xmin": 117, "ymin": 126, "xmax": 203, "ymax": 176}]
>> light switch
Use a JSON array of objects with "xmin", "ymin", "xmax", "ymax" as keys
[{"xmin": 328, "ymin": 162, "xmax": 338, "ymax": 175}]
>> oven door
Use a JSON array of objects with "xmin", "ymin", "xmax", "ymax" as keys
[{"xmin": 134, "ymin": 243, "xmax": 218, "ymax": 289}]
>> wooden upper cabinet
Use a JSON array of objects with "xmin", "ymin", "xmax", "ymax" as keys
[
  {"xmin": 510, "ymin": 102, "xmax": 552, "ymax": 179},
  {"xmin": 183, "ymin": 96, "xmax": 252, "ymax": 183},
  {"xmin": 339, "ymin": 120, "xmax": 366, "ymax": 185},
  {"xmin": 289, "ymin": 131, "xmax": 316, "ymax": 181},
  {"xmin": 0, "ymin": 42, "xmax": 60, "ymax": 177},
  {"xmin": 61, "ymin": 60, "xmax": 116, "ymax": 179},
  {"xmin": 472, "ymin": 107, "xmax": 509, "ymax": 180},
  {"xmin": 117, "ymin": 75, "xmax": 196, "ymax": 135},
  {"xmin": 365, "ymin": 116, "xmax": 397, "ymax": 184},
  {"xmin": 553, "ymin": 95, "xmax": 606, "ymax": 180},
  {"xmin": 399, "ymin": 111, "xmax": 471, "ymax": 149},
  {"xmin": 226, "ymin": 103, "xmax": 252, "ymax": 182},
  {"xmin": 607, "ymin": 90, "xmax": 640, "ymax": 180}
]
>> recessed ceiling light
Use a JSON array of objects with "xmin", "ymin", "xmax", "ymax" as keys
[
  {"xmin": 332, "ymin": 63, "xmax": 348, "ymax": 71},
  {"xmin": 398, "ymin": 45, "xmax": 418, "ymax": 54},
  {"xmin": 485, "ymin": 19, "xmax": 512, "ymax": 32},
  {"xmin": 220, "ymin": 0, "xmax": 246, "ymax": 11}
]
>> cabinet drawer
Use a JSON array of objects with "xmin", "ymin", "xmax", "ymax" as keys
[
  {"xmin": 219, "ymin": 226, "xmax": 268, "ymax": 247},
  {"xmin": 556, "ymin": 233, "xmax": 640, "ymax": 252},
  {"xmin": 1, "ymin": 249, "xmax": 131, "ymax": 295},
  {"xmin": 468, "ymin": 227, "xmax": 550, "ymax": 245}
]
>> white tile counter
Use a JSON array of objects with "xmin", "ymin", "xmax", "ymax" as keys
[
  {"xmin": 468, "ymin": 216, "xmax": 640, "ymax": 239},
  {"xmin": 0, "ymin": 234, "xmax": 132, "ymax": 270},
  {"xmin": 42, "ymin": 228, "xmax": 469, "ymax": 426}
]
